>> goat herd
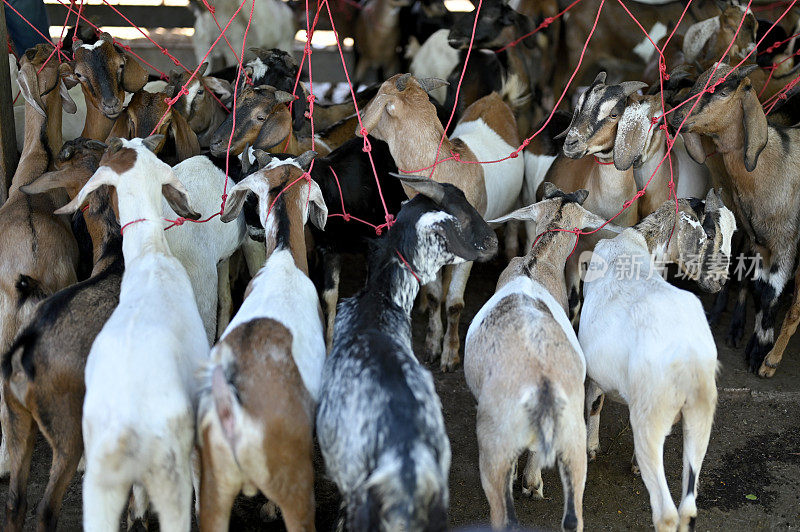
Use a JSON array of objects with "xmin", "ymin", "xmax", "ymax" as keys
[{"xmin": 0, "ymin": 0, "xmax": 798, "ymax": 530}]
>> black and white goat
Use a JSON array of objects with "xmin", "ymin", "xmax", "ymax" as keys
[{"xmin": 316, "ymin": 175, "xmax": 498, "ymax": 531}]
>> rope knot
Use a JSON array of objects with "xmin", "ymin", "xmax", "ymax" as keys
[
  {"xmin": 540, "ymin": 16, "xmax": 554, "ymax": 29},
  {"xmin": 361, "ymin": 136, "xmax": 372, "ymax": 153},
  {"xmin": 160, "ymin": 73, "xmax": 169, "ymax": 81},
  {"xmin": 660, "ymin": 123, "xmax": 668, "ymax": 132},
  {"xmin": 375, "ymin": 226, "xmax": 383, "ymax": 236},
  {"xmin": 385, "ymin": 213, "xmax": 395, "ymax": 226},
  {"xmin": 172, "ymin": 217, "xmax": 186, "ymax": 226},
  {"xmin": 521, "ymin": 138, "xmax": 530, "ymax": 148},
  {"xmin": 651, "ymin": 116, "xmax": 659, "ymax": 125},
  {"xmin": 780, "ymin": 92, "xmax": 788, "ymax": 100},
  {"xmin": 343, "ymin": 213, "xmax": 351, "ymax": 222},
  {"xmin": 509, "ymin": 151, "xmax": 519, "ymax": 158},
  {"xmin": 452, "ymin": 152, "xmax": 461, "ymax": 161},
  {"xmin": 304, "ymin": 44, "xmax": 313, "ymax": 56},
  {"xmin": 658, "ymin": 62, "xmax": 670, "ymax": 80}
]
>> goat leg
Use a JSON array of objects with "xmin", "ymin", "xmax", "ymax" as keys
[
  {"xmin": 1, "ymin": 387, "xmax": 36, "ymax": 532},
  {"xmin": 759, "ymin": 263, "xmax": 800, "ymax": 377}
]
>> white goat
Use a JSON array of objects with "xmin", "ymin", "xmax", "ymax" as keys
[
  {"xmin": 409, "ymin": 29, "xmax": 459, "ymax": 104},
  {"xmin": 579, "ymin": 192, "xmax": 735, "ymax": 532},
  {"xmin": 197, "ymin": 151, "xmax": 326, "ymax": 531},
  {"xmin": 465, "ymin": 185, "xmax": 611, "ymax": 532},
  {"xmin": 55, "ymin": 136, "xmax": 209, "ymax": 531}
]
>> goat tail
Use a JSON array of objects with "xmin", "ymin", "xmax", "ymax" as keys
[
  {"xmin": 499, "ymin": 73, "xmax": 531, "ymax": 111},
  {"xmin": 210, "ymin": 364, "xmax": 241, "ymax": 453},
  {"xmin": 1, "ymin": 330, "xmax": 37, "ymax": 404},
  {"xmin": 524, "ymin": 379, "xmax": 565, "ymax": 468}
]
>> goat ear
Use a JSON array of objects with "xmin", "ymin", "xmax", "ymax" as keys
[
  {"xmin": 390, "ymin": 172, "xmax": 445, "ymax": 203},
  {"xmin": 681, "ymin": 131, "xmax": 707, "ymax": 164},
  {"xmin": 17, "ymin": 61, "xmax": 46, "ymax": 117},
  {"xmin": 203, "ymin": 76, "xmax": 233, "ymax": 101},
  {"xmin": 162, "ymin": 171, "xmax": 201, "ymax": 220},
  {"xmin": 613, "ymin": 101, "xmax": 652, "ymax": 170},
  {"xmin": 59, "ymin": 62, "xmax": 79, "ymax": 89},
  {"xmin": 358, "ymin": 95, "xmax": 388, "ymax": 138},
  {"xmin": 59, "ymin": 79, "xmax": 77, "ymax": 114},
  {"xmin": 220, "ymin": 178, "xmax": 255, "ymax": 223},
  {"xmin": 304, "ymin": 179, "xmax": 328, "ymax": 230},
  {"xmin": 486, "ymin": 203, "xmax": 544, "ymax": 225},
  {"xmin": 169, "ymin": 110, "xmax": 201, "ymax": 161},
  {"xmin": 682, "ymin": 16, "xmax": 720, "ymax": 63},
  {"xmin": 121, "ymin": 53, "xmax": 148, "ymax": 93},
  {"xmin": 142, "ymin": 134, "xmax": 165, "ymax": 153},
  {"xmin": 255, "ymin": 107, "xmax": 292, "ymax": 150},
  {"xmin": 705, "ymin": 187, "xmax": 725, "ymax": 211},
  {"xmin": 20, "ymin": 169, "xmax": 74, "ymax": 196},
  {"xmin": 55, "ymin": 167, "xmax": 117, "ymax": 214},
  {"xmin": 580, "ymin": 210, "xmax": 618, "ymax": 232},
  {"xmin": 740, "ymin": 87, "xmax": 768, "ymax": 172},
  {"xmin": 620, "ymin": 81, "xmax": 648, "ymax": 97}
]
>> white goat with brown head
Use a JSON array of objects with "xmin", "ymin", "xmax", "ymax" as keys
[{"xmin": 359, "ymin": 72, "xmax": 522, "ymax": 371}]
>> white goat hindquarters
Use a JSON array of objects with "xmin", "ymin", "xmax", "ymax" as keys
[
  {"xmin": 579, "ymin": 236, "xmax": 718, "ymax": 403},
  {"xmin": 222, "ymin": 249, "xmax": 325, "ymax": 401},
  {"xmin": 452, "ymin": 119, "xmax": 525, "ymax": 220}
]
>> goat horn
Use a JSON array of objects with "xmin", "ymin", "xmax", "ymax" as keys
[
  {"xmin": 240, "ymin": 143, "xmax": 254, "ymax": 174},
  {"xmin": 418, "ymin": 77, "xmax": 449, "ymax": 94},
  {"xmin": 253, "ymin": 149, "xmax": 273, "ymax": 168},
  {"xmin": 705, "ymin": 187, "xmax": 725, "ymax": 211},
  {"xmin": 620, "ymin": 81, "xmax": 648, "ymax": 96},
  {"xmin": 87, "ymin": 140, "xmax": 108, "ymax": 150},
  {"xmin": 395, "ymin": 73, "xmax": 413, "ymax": 91},
  {"xmin": 294, "ymin": 150, "xmax": 316, "ymax": 170},
  {"xmin": 107, "ymin": 137, "xmax": 123, "ymax": 153},
  {"xmin": 592, "ymin": 71, "xmax": 607, "ymax": 85},
  {"xmin": 72, "ymin": 39, "xmax": 83, "ymax": 53},
  {"xmin": 274, "ymin": 90, "xmax": 296, "ymax": 104}
]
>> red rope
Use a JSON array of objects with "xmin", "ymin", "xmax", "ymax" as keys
[
  {"xmin": 594, "ymin": 156, "xmax": 615, "ymax": 165},
  {"xmin": 395, "ymin": 250, "xmax": 421, "ymax": 283},
  {"xmin": 120, "ymin": 218, "xmax": 147, "ymax": 235}
]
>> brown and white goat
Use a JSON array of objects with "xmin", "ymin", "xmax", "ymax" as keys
[
  {"xmin": 359, "ymin": 73, "xmax": 523, "ymax": 371},
  {"xmin": 465, "ymin": 185, "xmax": 612, "ymax": 532},
  {"xmin": 197, "ymin": 151, "xmax": 326, "ymax": 532},
  {"xmin": 60, "ymin": 32, "xmax": 149, "ymax": 141},
  {"xmin": 1, "ymin": 139, "xmax": 118, "ymax": 532},
  {"xmin": 541, "ymin": 72, "xmax": 648, "ymax": 320},
  {"xmin": 107, "ymin": 89, "xmax": 201, "ymax": 163},
  {"xmin": 672, "ymin": 63, "xmax": 800, "ymax": 377},
  {"xmin": 166, "ymin": 63, "xmax": 233, "ymax": 148}
]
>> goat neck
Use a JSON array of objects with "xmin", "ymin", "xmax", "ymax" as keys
[
  {"xmin": 363, "ymin": 242, "xmax": 421, "ymax": 317},
  {"xmin": 10, "ymin": 84, "xmax": 64, "ymax": 195},
  {"xmin": 117, "ymin": 186, "xmax": 171, "ymax": 262},
  {"xmin": 85, "ymin": 187, "xmax": 122, "ymax": 272},
  {"xmin": 81, "ymin": 99, "xmax": 115, "ymax": 141},
  {"xmin": 630, "ymin": 200, "xmax": 692, "ymax": 261},
  {"xmin": 261, "ymin": 184, "xmax": 310, "ymax": 276}
]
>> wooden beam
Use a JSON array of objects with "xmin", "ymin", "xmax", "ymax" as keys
[
  {"xmin": 0, "ymin": 5, "xmax": 19, "ymax": 202},
  {"xmin": 46, "ymin": 4, "xmax": 195, "ymax": 29}
]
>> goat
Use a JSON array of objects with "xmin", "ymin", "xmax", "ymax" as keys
[
  {"xmin": 165, "ymin": 63, "xmax": 233, "ymax": 148},
  {"xmin": 354, "ymin": 0, "xmax": 410, "ymax": 84},
  {"xmin": 579, "ymin": 191, "xmax": 735, "ymax": 532},
  {"xmin": 107, "ymin": 88, "xmax": 202, "ymax": 164},
  {"xmin": 0, "ymin": 44, "xmax": 81, "ymax": 475},
  {"xmin": 1, "ymin": 138, "xmax": 118, "ymax": 532},
  {"xmin": 359, "ymin": 72, "xmax": 524, "ymax": 371},
  {"xmin": 540, "ymin": 72, "xmax": 647, "ymax": 321},
  {"xmin": 191, "ymin": 0, "xmax": 294, "ymax": 72},
  {"xmin": 317, "ymin": 174, "xmax": 498, "ymax": 531},
  {"xmin": 408, "ymin": 29, "xmax": 459, "ymax": 105},
  {"xmin": 197, "ymin": 151, "xmax": 325, "ymax": 532},
  {"xmin": 239, "ymin": 137, "xmax": 404, "ymax": 350},
  {"xmin": 55, "ymin": 135, "xmax": 208, "ymax": 531},
  {"xmin": 670, "ymin": 63, "xmax": 800, "ymax": 377},
  {"xmin": 465, "ymin": 184, "xmax": 612, "ymax": 531},
  {"xmin": 60, "ymin": 33, "xmax": 149, "ymax": 141}
]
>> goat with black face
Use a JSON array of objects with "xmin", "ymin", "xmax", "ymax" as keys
[{"xmin": 316, "ymin": 175, "xmax": 497, "ymax": 532}]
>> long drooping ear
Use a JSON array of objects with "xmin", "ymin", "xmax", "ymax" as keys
[
  {"xmin": 59, "ymin": 61, "xmax": 79, "ymax": 89},
  {"xmin": 203, "ymin": 76, "xmax": 233, "ymax": 101},
  {"xmin": 54, "ymin": 167, "xmax": 118, "ymax": 214},
  {"xmin": 681, "ymin": 131, "xmax": 707, "ymax": 164},
  {"xmin": 59, "ymin": 79, "xmax": 77, "ymax": 114},
  {"xmin": 613, "ymin": 101, "xmax": 653, "ymax": 170},
  {"xmin": 162, "ymin": 170, "xmax": 201, "ymax": 220},
  {"xmin": 620, "ymin": 81, "xmax": 648, "ymax": 97},
  {"xmin": 291, "ymin": 87, "xmax": 307, "ymax": 132},
  {"xmin": 220, "ymin": 177, "xmax": 257, "ymax": 222},
  {"xmin": 303, "ymin": 178, "xmax": 328, "ymax": 230},
  {"xmin": 683, "ymin": 16, "xmax": 720, "ymax": 63},
  {"xmin": 17, "ymin": 61, "xmax": 45, "ymax": 116},
  {"xmin": 254, "ymin": 106, "xmax": 292, "ymax": 150},
  {"xmin": 121, "ymin": 52, "xmax": 148, "ymax": 93},
  {"xmin": 20, "ymin": 168, "xmax": 75, "ymax": 195},
  {"xmin": 740, "ymin": 85, "xmax": 768, "ymax": 172},
  {"xmin": 390, "ymin": 172, "xmax": 445, "ymax": 203},
  {"xmin": 357, "ymin": 95, "xmax": 390, "ymax": 137},
  {"xmin": 169, "ymin": 110, "xmax": 202, "ymax": 161},
  {"xmin": 486, "ymin": 202, "xmax": 545, "ymax": 225}
]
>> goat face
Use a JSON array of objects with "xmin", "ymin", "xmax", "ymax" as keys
[
  {"xmin": 21, "ymin": 138, "xmax": 108, "ymax": 199},
  {"xmin": 63, "ymin": 33, "xmax": 148, "ymax": 119},
  {"xmin": 395, "ymin": 175, "xmax": 498, "ymax": 268},
  {"xmin": 17, "ymin": 44, "xmax": 77, "ymax": 117},
  {"xmin": 448, "ymin": 0, "xmax": 530, "ymax": 50},
  {"xmin": 209, "ymin": 86, "xmax": 294, "ymax": 157},
  {"xmin": 676, "ymin": 189, "xmax": 736, "ymax": 293},
  {"xmin": 668, "ymin": 64, "xmax": 767, "ymax": 172},
  {"xmin": 167, "ymin": 63, "xmax": 232, "ymax": 136},
  {"xmin": 558, "ymin": 72, "xmax": 646, "ymax": 160}
]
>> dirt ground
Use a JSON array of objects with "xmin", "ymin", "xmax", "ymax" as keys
[{"xmin": 2, "ymin": 252, "xmax": 799, "ymax": 531}]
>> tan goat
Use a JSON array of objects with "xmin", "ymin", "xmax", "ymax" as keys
[{"xmin": 359, "ymin": 73, "xmax": 524, "ymax": 371}]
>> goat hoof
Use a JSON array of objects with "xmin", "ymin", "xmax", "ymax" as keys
[
  {"xmin": 631, "ymin": 462, "xmax": 641, "ymax": 476},
  {"xmin": 521, "ymin": 481, "xmax": 544, "ymax": 499},
  {"xmin": 260, "ymin": 501, "xmax": 280, "ymax": 521},
  {"xmin": 758, "ymin": 361, "xmax": 777, "ymax": 378},
  {"xmin": 588, "ymin": 449, "xmax": 599, "ymax": 462},
  {"xmin": 725, "ymin": 328, "xmax": 743, "ymax": 348}
]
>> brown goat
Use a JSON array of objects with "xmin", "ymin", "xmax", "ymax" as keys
[
  {"xmin": 2, "ymin": 139, "xmax": 118, "ymax": 532},
  {"xmin": 60, "ymin": 32, "xmax": 149, "ymax": 141},
  {"xmin": 354, "ymin": 0, "xmax": 410, "ymax": 83},
  {"xmin": 107, "ymin": 89, "xmax": 201, "ymax": 164},
  {"xmin": 671, "ymin": 63, "xmax": 798, "ymax": 378},
  {"xmin": 166, "ymin": 63, "xmax": 233, "ymax": 148}
]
